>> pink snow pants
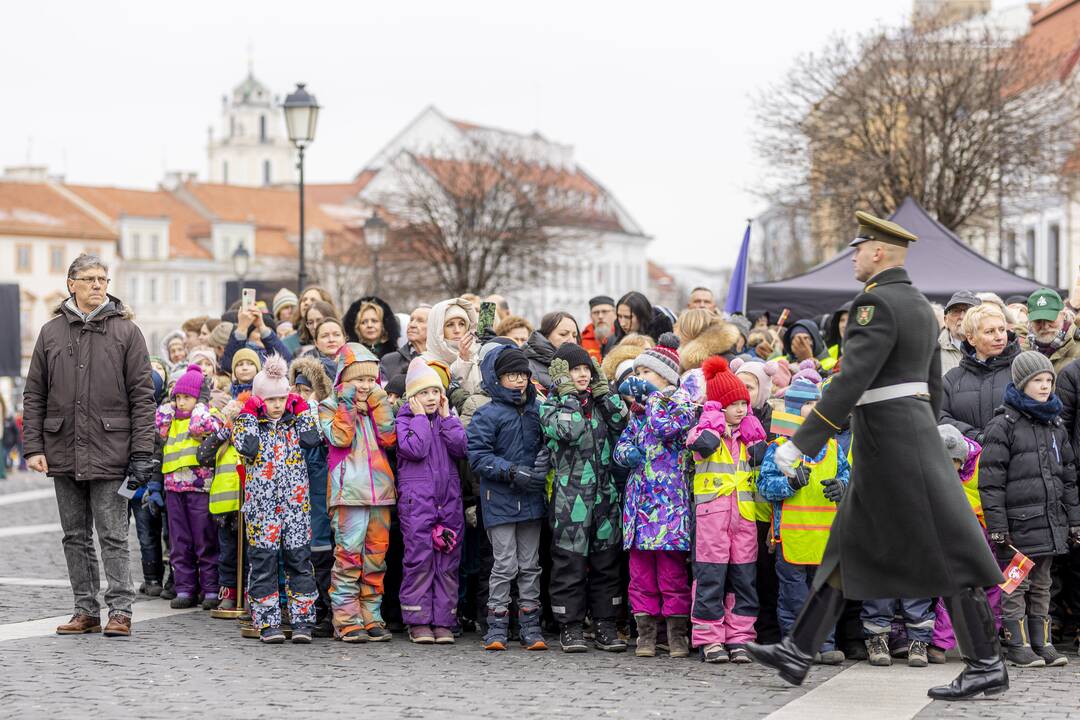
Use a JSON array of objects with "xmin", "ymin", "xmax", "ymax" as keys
[{"xmin": 690, "ymin": 492, "xmax": 758, "ymax": 646}]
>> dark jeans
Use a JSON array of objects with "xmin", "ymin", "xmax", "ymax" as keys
[
  {"xmin": 861, "ymin": 597, "xmax": 935, "ymax": 643},
  {"xmin": 130, "ymin": 498, "xmax": 164, "ymax": 582},
  {"xmin": 776, "ymin": 554, "xmax": 836, "ymax": 652}
]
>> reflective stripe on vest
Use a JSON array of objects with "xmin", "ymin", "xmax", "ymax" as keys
[
  {"xmin": 778, "ymin": 439, "xmax": 839, "ymax": 565},
  {"xmin": 208, "ymin": 443, "xmax": 241, "ymax": 515},
  {"xmin": 963, "ymin": 460, "xmax": 985, "ymax": 528},
  {"xmin": 161, "ymin": 418, "xmax": 200, "ymax": 474},
  {"xmin": 693, "ymin": 441, "xmax": 771, "ymax": 522}
]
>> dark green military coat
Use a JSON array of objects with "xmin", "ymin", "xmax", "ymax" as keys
[{"xmin": 793, "ymin": 267, "xmax": 1003, "ymax": 600}]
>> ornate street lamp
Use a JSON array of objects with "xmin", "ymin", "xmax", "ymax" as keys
[
  {"xmin": 232, "ymin": 240, "xmax": 250, "ymax": 283},
  {"xmin": 283, "ymin": 82, "xmax": 321, "ymax": 291}
]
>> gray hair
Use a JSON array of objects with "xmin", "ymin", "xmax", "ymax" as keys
[{"xmin": 67, "ymin": 253, "xmax": 108, "ymax": 280}]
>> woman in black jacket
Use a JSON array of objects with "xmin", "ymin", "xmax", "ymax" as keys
[
  {"xmin": 979, "ymin": 351, "xmax": 1080, "ymax": 668},
  {"xmin": 342, "ymin": 295, "xmax": 400, "ymax": 359},
  {"xmin": 942, "ymin": 304, "xmax": 1022, "ymax": 443},
  {"xmin": 612, "ymin": 291, "xmax": 674, "ymax": 345}
]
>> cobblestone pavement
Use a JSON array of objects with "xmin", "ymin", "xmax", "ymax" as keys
[{"xmin": 1, "ymin": 470, "xmax": 1078, "ymax": 719}]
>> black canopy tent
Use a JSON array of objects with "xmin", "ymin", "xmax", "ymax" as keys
[{"xmin": 747, "ymin": 197, "xmax": 1046, "ymax": 320}]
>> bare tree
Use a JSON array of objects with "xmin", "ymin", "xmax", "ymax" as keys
[
  {"xmin": 754, "ymin": 22, "xmax": 1077, "ymax": 263},
  {"xmin": 373, "ymin": 137, "xmax": 588, "ymax": 297}
]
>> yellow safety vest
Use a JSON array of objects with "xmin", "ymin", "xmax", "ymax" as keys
[
  {"xmin": 208, "ymin": 442, "xmax": 241, "ymax": 515},
  {"xmin": 161, "ymin": 417, "xmax": 200, "ymax": 474},
  {"xmin": 693, "ymin": 439, "xmax": 772, "ymax": 522},
  {"xmin": 777, "ymin": 438, "xmax": 839, "ymax": 565},
  {"xmin": 963, "ymin": 460, "xmax": 985, "ymax": 528},
  {"xmin": 820, "ymin": 344, "xmax": 840, "ymax": 372}
]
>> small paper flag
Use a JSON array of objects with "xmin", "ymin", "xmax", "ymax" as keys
[
  {"xmin": 998, "ymin": 550, "xmax": 1034, "ymax": 594},
  {"xmin": 770, "ymin": 409, "xmax": 804, "ymax": 438}
]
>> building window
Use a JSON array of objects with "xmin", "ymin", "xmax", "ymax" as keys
[
  {"xmin": 130, "ymin": 233, "xmax": 140, "ymax": 260},
  {"xmin": 1024, "ymin": 228, "xmax": 1036, "ymax": 279},
  {"xmin": 16, "ymin": 244, "xmax": 32, "ymax": 272},
  {"xmin": 149, "ymin": 234, "xmax": 160, "ymax": 260},
  {"xmin": 127, "ymin": 276, "xmax": 140, "ymax": 303},
  {"xmin": 223, "ymin": 161, "xmax": 229, "ymax": 185},
  {"xmin": 260, "ymin": 115, "xmax": 267, "ymax": 142},
  {"xmin": 1048, "ymin": 224, "xmax": 1061, "ymax": 287},
  {"xmin": 148, "ymin": 276, "xmax": 159, "ymax": 303},
  {"xmin": 172, "ymin": 277, "xmax": 184, "ymax": 304},
  {"xmin": 49, "ymin": 245, "xmax": 65, "ymax": 273},
  {"xmin": 197, "ymin": 278, "xmax": 209, "ymax": 305},
  {"xmin": 229, "ymin": 116, "xmax": 235, "ymax": 138},
  {"xmin": 1005, "ymin": 230, "xmax": 1017, "ymax": 271},
  {"xmin": 263, "ymin": 160, "xmax": 271, "ymax": 186}
]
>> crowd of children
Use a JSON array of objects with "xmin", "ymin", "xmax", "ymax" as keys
[{"xmin": 128, "ymin": 289, "xmax": 1080, "ymax": 669}]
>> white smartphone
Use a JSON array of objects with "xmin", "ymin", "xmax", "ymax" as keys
[{"xmin": 242, "ymin": 288, "xmax": 256, "ymax": 311}]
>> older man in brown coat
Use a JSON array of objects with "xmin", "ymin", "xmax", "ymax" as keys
[{"xmin": 23, "ymin": 254, "xmax": 156, "ymax": 637}]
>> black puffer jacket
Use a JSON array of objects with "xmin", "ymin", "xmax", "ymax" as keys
[
  {"xmin": 979, "ymin": 394, "xmax": 1080, "ymax": 557},
  {"xmin": 940, "ymin": 337, "xmax": 1021, "ymax": 442},
  {"xmin": 1055, "ymin": 357, "xmax": 1080, "ymax": 454},
  {"xmin": 342, "ymin": 295, "xmax": 400, "ymax": 359}
]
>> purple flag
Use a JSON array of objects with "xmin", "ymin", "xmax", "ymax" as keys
[{"xmin": 724, "ymin": 222, "xmax": 751, "ymax": 315}]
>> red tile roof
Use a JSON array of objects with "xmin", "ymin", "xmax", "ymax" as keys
[
  {"xmin": 0, "ymin": 181, "xmax": 116, "ymax": 241},
  {"xmin": 305, "ymin": 170, "xmax": 375, "ymax": 205},
  {"xmin": 1013, "ymin": 0, "xmax": 1080, "ymax": 89},
  {"xmin": 66, "ymin": 184, "xmax": 211, "ymax": 259}
]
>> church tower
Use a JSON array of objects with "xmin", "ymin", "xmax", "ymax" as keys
[{"xmin": 207, "ymin": 65, "xmax": 295, "ymax": 186}]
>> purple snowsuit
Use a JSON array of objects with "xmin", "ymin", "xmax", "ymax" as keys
[{"xmin": 395, "ymin": 404, "xmax": 469, "ymax": 628}]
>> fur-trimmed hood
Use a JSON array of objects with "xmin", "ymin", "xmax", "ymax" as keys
[
  {"xmin": 54, "ymin": 293, "xmax": 135, "ymax": 321},
  {"xmin": 679, "ymin": 322, "xmax": 741, "ymax": 372},
  {"xmin": 342, "ymin": 295, "xmax": 400, "ymax": 358},
  {"xmin": 600, "ymin": 334, "xmax": 653, "ymax": 381},
  {"xmin": 289, "ymin": 355, "xmax": 333, "ymax": 402}
]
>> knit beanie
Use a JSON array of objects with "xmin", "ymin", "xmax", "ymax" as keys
[
  {"xmin": 172, "ymin": 364, "xmax": 205, "ymax": 399},
  {"xmin": 784, "ymin": 377, "xmax": 822, "ymax": 413},
  {"xmin": 615, "ymin": 359, "xmax": 637, "ymax": 386},
  {"xmin": 426, "ymin": 358, "xmax": 452, "ymax": 390},
  {"xmin": 937, "ymin": 424, "xmax": 968, "ymax": 463},
  {"xmin": 633, "ymin": 333, "xmax": 682, "ymax": 386},
  {"xmin": 1011, "ymin": 350, "xmax": 1056, "ymax": 391},
  {"xmin": 731, "ymin": 357, "xmax": 771, "ymax": 409},
  {"xmin": 405, "ymin": 356, "xmax": 445, "ymax": 399},
  {"xmin": 385, "ymin": 373, "xmax": 406, "ymax": 399},
  {"xmin": 273, "ymin": 288, "xmax": 299, "ymax": 318},
  {"xmin": 232, "ymin": 349, "xmax": 261, "ymax": 378},
  {"xmin": 553, "ymin": 342, "xmax": 593, "ymax": 372},
  {"xmin": 252, "ymin": 354, "xmax": 290, "ymax": 400},
  {"xmin": 189, "ymin": 346, "xmax": 217, "ymax": 369},
  {"xmin": 209, "ymin": 321, "xmax": 233, "ymax": 349},
  {"xmin": 702, "ymin": 356, "xmax": 751, "ymax": 407},
  {"xmin": 494, "ymin": 346, "xmax": 531, "ymax": 378},
  {"xmin": 444, "ymin": 303, "xmax": 470, "ymax": 328}
]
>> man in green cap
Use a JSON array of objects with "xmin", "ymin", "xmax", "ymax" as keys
[
  {"xmin": 1026, "ymin": 288, "xmax": 1080, "ymax": 373},
  {"xmin": 747, "ymin": 210, "xmax": 1008, "ymax": 701}
]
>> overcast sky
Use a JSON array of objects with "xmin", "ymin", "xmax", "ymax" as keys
[{"xmin": 3, "ymin": 0, "xmax": 925, "ymax": 267}]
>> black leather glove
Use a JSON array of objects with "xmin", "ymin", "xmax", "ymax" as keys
[
  {"xmin": 821, "ymin": 477, "xmax": 845, "ymax": 503},
  {"xmin": 508, "ymin": 465, "xmax": 533, "ymax": 494},
  {"xmin": 787, "ymin": 464, "xmax": 810, "ymax": 492},
  {"xmin": 689, "ymin": 432, "xmax": 722, "ymax": 457},
  {"xmin": 531, "ymin": 448, "xmax": 552, "ymax": 481},
  {"xmin": 127, "ymin": 454, "xmax": 159, "ymax": 487}
]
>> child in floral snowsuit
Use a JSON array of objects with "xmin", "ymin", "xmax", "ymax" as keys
[
  {"xmin": 232, "ymin": 354, "xmax": 322, "ymax": 644},
  {"xmin": 614, "ymin": 334, "xmax": 697, "ymax": 659}
]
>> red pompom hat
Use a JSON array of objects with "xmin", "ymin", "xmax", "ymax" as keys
[{"xmin": 703, "ymin": 356, "xmax": 751, "ymax": 407}]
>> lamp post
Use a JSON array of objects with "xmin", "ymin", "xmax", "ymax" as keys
[
  {"xmin": 364, "ymin": 211, "xmax": 388, "ymax": 296},
  {"xmin": 283, "ymin": 82, "xmax": 321, "ymax": 292},
  {"xmin": 232, "ymin": 241, "xmax": 250, "ymax": 305}
]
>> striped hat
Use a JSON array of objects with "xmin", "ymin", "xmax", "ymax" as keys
[
  {"xmin": 633, "ymin": 333, "xmax": 682, "ymax": 386},
  {"xmin": 405, "ymin": 357, "xmax": 444, "ymax": 400},
  {"xmin": 784, "ymin": 377, "xmax": 821, "ymax": 413}
]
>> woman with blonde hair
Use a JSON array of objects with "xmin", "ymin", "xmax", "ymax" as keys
[
  {"xmin": 679, "ymin": 323, "xmax": 742, "ymax": 372},
  {"xmin": 675, "ymin": 308, "xmax": 720, "ymax": 345}
]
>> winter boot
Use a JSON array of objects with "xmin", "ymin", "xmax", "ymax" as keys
[
  {"xmin": 217, "ymin": 587, "xmax": 236, "ymax": 611},
  {"xmin": 866, "ymin": 634, "xmax": 892, "ymax": 666},
  {"xmin": 927, "ymin": 645, "xmax": 948, "ymax": 664},
  {"xmin": 409, "ymin": 625, "xmax": 435, "ymax": 644},
  {"xmin": 366, "ymin": 624, "xmax": 393, "ymax": 642},
  {"xmin": 634, "ymin": 613, "xmax": 658, "ymax": 657},
  {"xmin": 666, "ymin": 616, "xmax": 690, "ymax": 658},
  {"xmin": 1002, "ymin": 617, "xmax": 1046, "ymax": 668},
  {"xmin": 702, "ymin": 643, "xmax": 729, "ymax": 663},
  {"xmin": 560, "ymin": 622, "xmax": 588, "ymax": 653},
  {"xmin": 729, "ymin": 646, "xmax": 752, "ymax": 664},
  {"xmin": 139, "ymin": 579, "xmax": 163, "ymax": 597},
  {"xmin": 908, "ymin": 640, "xmax": 929, "ymax": 668},
  {"xmin": 927, "ymin": 587, "xmax": 1009, "ymax": 701},
  {"xmin": 518, "ymin": 607, "xmax": 547, "ymax": 650},
  {"xmin": 816, "ymin": 649, "xmax": 846, "ymax": 665},
  {"xmin": 170, "ymin": 595, "xmax": 196, "ymax": 610},
  {"xmin": 160, "ymin": 572, "xmax": 177, "ymax": 601},
  {"xmin": 593, "ymin": 619, "xmax": 626, "ymax": 652},
  {"xmin": 201, "ymin": 594, "xmax": 220, "ymax": 611},
  {"xmin": 260, "ymin": 626, "xmax": 286, "ymax": 644},
  {"xmin": 747, "ymin": 583, "xmax": 846, "ymax": 686},
  {"xmin": 483, "ymin": 608, "xmax": 509, "ymax": 651},
  {"xmin": 1029, "ymin": 616, "xmax": 1069, "ymax": 667}
]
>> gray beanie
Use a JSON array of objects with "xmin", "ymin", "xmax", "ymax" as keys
[
  {"xmin": 937, "ymin": 424, "xmax": 968, "ymax": 463},
  {"xmin": 1011, "ymin": 350, "xmax": 1056, "ymax": 391}
]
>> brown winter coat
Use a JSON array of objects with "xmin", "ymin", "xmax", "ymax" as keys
[{"xmin": 22, "ymin": 296, "xmax": 156, "ymax": 481}]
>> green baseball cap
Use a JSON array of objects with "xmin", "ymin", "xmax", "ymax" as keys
[{"xmin": 1027, "ymin": 288, "xmax": 1064, "ymax": 322}]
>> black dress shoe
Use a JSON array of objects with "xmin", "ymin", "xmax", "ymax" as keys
[
  {"xmin": 746, "ymin": 637, "xmax": 814, "ymax": 685},
  {"xmin": 927, "ymin": 657, "xmax": 1009, "ymax": 701}
]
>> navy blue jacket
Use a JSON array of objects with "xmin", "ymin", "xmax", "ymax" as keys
[
  {"xmin": 222, "ymin": 327, "xmax": 293, "ymax": 371},
  {"xmin": 467, "ymin": 344, "xmax": 545, "ymax": 527}
]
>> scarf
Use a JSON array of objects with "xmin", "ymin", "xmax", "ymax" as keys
[{"xmin": 1004, "ymin": 383, "xmax": 1062, "ymax": 424}]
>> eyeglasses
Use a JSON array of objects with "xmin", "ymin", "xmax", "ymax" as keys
[
  {"xmin": 73, "ymin": 276, "xmax": 110, "ymax": 287},
  {"xmin": 502, "ymin": 372, "xmax": 528, "ymax": 382}
]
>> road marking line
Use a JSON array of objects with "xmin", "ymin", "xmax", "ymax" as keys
[
  {"xmin": 0, "ymin": 599, "xmax": 201, "ymax": 642},
  {"xmin": 764, "ymin": 662, "xmax": 958, "ymax": 720},
  {"xmin": 0, "ymin": 577, "xmax": 86, "ymax": 588},
  {"xmin": 0, "ymin": 488, "xmax": 54, "ymax": 506},
  {"xmin": 0, "ymin": 523, "xmax": 62, "ymax": 538}
]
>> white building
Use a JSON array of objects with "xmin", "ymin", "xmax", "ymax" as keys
[{"xmin": 207, "ymin": 67, "xmax": 295, "ymax": 187}]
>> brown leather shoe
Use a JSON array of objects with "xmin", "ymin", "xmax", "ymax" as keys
[
  {"xmin": 56, "ymin": 613, "xmax": 102, "ymax": 635},
  {"xmin": 103, "ymin": 613, "xmax": 132, "ymax": 637}
]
